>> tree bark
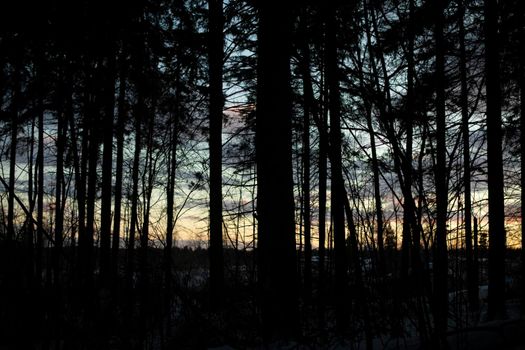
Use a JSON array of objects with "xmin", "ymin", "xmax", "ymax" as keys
[
  {"xmin": 401, "ymin": 0, "xmax": 416, "ymax": 280},
  {"xmin": 26, "ymin": 112, "xmax": 35, "ymax": 284},
  {"xmin": 301, "ymin": 43, "xmax": 328, "ymax": 329},
  {"xmin": 36, "ymin": 64, "xmax": 45, "ymax": 287},
  {"xmin": 518, "ymin": 15, "xmax": 525, "ymax": 315},
  {"xmin": 484, "ymin": 0, "xmax": 506, "ymax": 320},
  {"xmin": 165, "ymin": 110, "xmax": 177, "ymax": 333},
  {"xmin": 363, "ymin": 0, "xmax": 385, "ymax": 273},
  {"xmin": 112, "ymin": 49, "xmax": 127, "ymax": 286},
  {"xmin": 298, "ymin": 14, "xmax": 312, "ymax": 298},
  {"xmin": 324, "ymin": 0, "xmax": 349, "ymax": 333},
  {"xmin": 7, "ymin": 71, "xmax": 18, "ymax": 244},
  {"xmin": 256, "ymin": 0, "xmax": 298, "ymax": 340},
  {"xmin": 127, "ymin": 99, "xmax": 142, "ymax": 291},
  {"xmin": 458, "ymin": 0, "xmax": 478, "ymax": 312},
  {"xmin": 208, "ymin": 0, "xmax": 225, "ymax": 310},
  {"xmin": 165, "ymin": 56, "xmax": 181, "ymax": 336},
  {"xmin": 343, "ymin": 196, "xmax": 373, "ymax": 350},
  {"xmin": 139, "ymin": 100, "xmax": 155, "ymax": 347},
  {"xmin": 53, "ymin": 73, "xmax": 68, "ymax": 288},
  {"xmin": 433, "ymin": 0, "xmax": 449, "ymax": 342},
  {"xmin": 100, "ymin": 50, "xmax": 116, "ymax": 287},
  {"xmin": 84, "ymin": 66, "xmax": 99, "ymax": 288}
]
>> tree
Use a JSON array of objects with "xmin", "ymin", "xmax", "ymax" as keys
[
  {"xmin": 433, "ymin": 0, "xmax": 449, "ymax": 342},
  {"xmin": 7, "ymin": 53, "xmax": 19, "ymax": 245},
  {"xmin": 401, "ymin": 0, "xmax": 416, "ymax": 279},
  {"xmin": 518, "ymin": 0, "xmax": 525, "ymax": 316},
  {"xmin": 112, "ymin": 47, "xmax": 128, "ymax": 289},
  {"xmin": 458, "ymin": 0, "xmax": 478, "ymax": 312},
  {"xmin": 1, "ymin": 0, "xmax": 523, "ymax": 347},
  {"xmin": 324, "ymin": 0, "xmax": 349, "ymax": 332},
  {"xmin": 297, "ymin": 9, "xmax": 313, "ymax": 299},
  {"xmin": 36, "ymin": 50, "xmax": 45, "ymax": 287},
  {"xmin": 485, "ymin": 0, "xmax": 506, "ymax": 321},
  {"xmin": 363, "ymin": 0, "xmax": 385, "ymax": 274},
  {"xmin": 100, "ymin": 43, "xmax": 116, "ymax": 288},
  {"xmin": 256, "ymin": 0, "xmax": 299, "ymax": 340},
  {"xmin": 53, "ymin": 59, "xmax": 68, "ymax": 288},
  {"xmin": 208, "ymin": 0, "xmax": 225, "ymax": 310}
]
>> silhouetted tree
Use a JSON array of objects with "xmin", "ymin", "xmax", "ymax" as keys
[
  {"xmin": 433, "ymin": 0, "xmax": 449, "ymax": 343},
  {"xmin": 256, "ymin": 0, "xmax": 299, "ymax": 341},
  {"xmin": 485, "ymin": 0, "xmax": 506, "ymax": 321},
  {"xmin": 0, "ymin": 0, "xmax": 523, "ymax": 348},
  {"xmin": 324, "ymin": 0, "xmax": 349, "ymax": 333},
  {"xmin": 458, "ymin": 0, "xmax": 478, "ymax": 313},
  {"xmin": 208, "ymin": 0, "xmax": 225, "ymax": 310}
]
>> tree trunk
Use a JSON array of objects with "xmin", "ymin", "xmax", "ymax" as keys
[
  {"xmin": 208, "ymin": 0, "xmax": 225, "ymax": 310},
  {"xmin": 139, "ymin": 103, "xmax": 155, "ymax": 347},
  {"xmin": 298, "ymin": 15, "xmax": 312, "ymax": 298},
  {"xmin": 303, "ymin": 59, "xmax": 330, "ymax": 339},
  {"xmin": 362, "ymin": 0, "xmax": 385, "ymax": 274},
  {"xmin": 36, "ymin": 69, "xmax": 44, "ymax": 287},
  {"xmin": 127, "ymin": 100, "xmax": 142, "ymax": 291},
  {"xmin": 165, "ymin": 110, "xmax": 177, "ymax": 333},
  {"xmin": 474, "ymin": 216, "xmax": 479, "ymax": 293},
  {"xmin": 484, "ymin": 0, "xmax": 506, "ymax": 320},
  {"xmin": 7, "ymin": 75, "xmax": 18, "ymax": 244},
  {"xmin": 344, "ymin": 196, "xmax": 373, "ymax": 350},
  {"xmin": 165, "ymin": 56, "xmax": 181, "ymax": 337},
  {"xmin": 401, "ymin": 0, "xmax": 416, "ymax": 280},
  {"xmin": 318, "ymin": 95, "xmax": 328, "ymax": 320},
  {"xmin": 84, "ymin": 71, "xmax": 98, "ymax": 288},
  {"xmin": 519, "ymin": 11, "xmax": 525, "ymax": 315},
  {"xmin": 518, "ymin": 1, "xmax": 525, "ymax": 316},
  {"xmin": 325, "ymin": 1, "xmax": 349, "ymax": 332},
  {"xmin": 112, "ymin": 49, "xmax": 127, "ymax": 287},
  {"xmin": 70, "ymin": 93, "xmax": 86, "ymax": 261},
  {"xmin": 302, "ymin": 82, "xmax": 312, "ymax": 300},
  {"xmin": 26, "ymin": 113, "xmax": 35, "ymax": 284},
  {"xmin": 127, "ymin": 26, "xmax": 147, "ymax": 304},
  {"xmin": 256, "ymin": 0, "xmax": 298, "ymax": 340},
  {"xmin": 433, "ymin": 0, "xmax": 449, "ymax": 342},
  {"xmin": 459, "ymin": 0, "xmax": 478, "ymax": 313},
  {"xmin": 33, "ymin": 63, "xmax": 44, "ymax": 285},
  {"xmin": 519, "ymin": 37, "xmax": 525, "ymax": 315},
  {"xmin": 54, "ymin": 78, "xmax": 67, "ymax": 288},
  {"xmin": 100, "ymin": 51, "xmax": 116, "ymax": 287}
]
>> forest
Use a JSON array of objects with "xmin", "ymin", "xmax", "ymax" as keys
[{"xmin": 0, "ymin": 0, "xmax": 524, "ymax": 348}]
